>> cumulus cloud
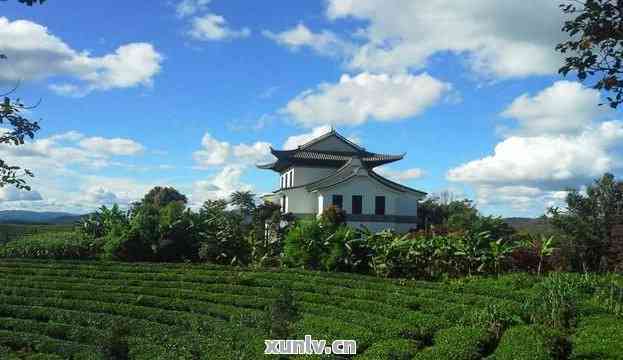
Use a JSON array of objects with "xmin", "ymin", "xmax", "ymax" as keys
[
  {"xmin": 283, "ymin": 125, "xmax": 332, "ymax": 150},
  {"xmin": 78, "ymin": 137, "xmax": 145, "ymax": 156},
  {"xmin": 282, "ymin": 72, "xmax": 450, "ymax": 127},
  {"xmin": 500, "ymin": 81, "xmax": 609, "ymax": 136},
  {"xmin": 191, "ymin": 165, "xmax": 252, "ymax": 204},
  {"xmin": 175, "ymin": 0, "xmax": 250, "ymax": 42},
  {"xmin": 188, "ymin": 14, "xmax": 250, "ymax": 41},
  {"xmin": 0, "ymin": 187, "xmax": 43, "ymax": 202},
  {"xmin": 0, "ymin": 17, "xmax": 163, "ymax": 96},
  {"xmin": 447, "ymin": 81, "xmax": 623, "ymax": 214},
  {"xmin": 192, "ymin": 132, "xmax": 272, "ymax": 169},
  {"xmin": 324, "ymin": 0, "xmax": 566, "ymax": 78},
  {"xmin": 0, "ymin": 131, "xmax": 146, "ymax": 171},
  {"xmin": 262, "ymin": 23, "xmax": 352, "ymax": 57}
]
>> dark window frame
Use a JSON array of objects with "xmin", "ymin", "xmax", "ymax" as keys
[
  {"xmin": 352, "ymin": 195, "xmax": 362, "ymax": 215},
  {"xmin": 332, "ymin": 194, "xmax": 344, "ymax": 209},
  {"xmin": 375, "ymin": 196, "xmax": 386, "ymax": 215}
]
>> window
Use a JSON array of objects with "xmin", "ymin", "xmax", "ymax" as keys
[
  {"xmin": 281, "ymin": 175, "xmax": 284, "ymax": 189},
  {"xmin": 332, "ymin": 194, "xmax": 343, "ymax": 209},
  {"xmin": 289, "ymin": 170, "xmax": 293, "ymax": 187},
  {"xmin": 285, "ymin": 173, "xmax": 289, "ymax": 188},
  {"xmin": 375, "ymin": 196, "xmax": 385, "ymax": 215},
  {"xmin": 352, "ymin": 195, "xmax": 362, "ymax": 215}
]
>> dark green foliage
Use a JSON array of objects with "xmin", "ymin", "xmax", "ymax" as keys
[
  {"xmin": 229, "ymin": 190, "xmax": 256, "ymax": 216},
  {"xmin": 197, "ymin": 200, "xmax": 250, "ymax": 265},
  {"xmin": 0, "ymin": 92, "xmax": 40, "ymax": 190},
  {"xmin": 323, "ymin": 226, "xmax": 373, "ymax": 274},
  {"xmin": 282, "ymin": 219, "xmax": 326, "ymax": 270},
  {"xmin": 524, "ymin": 274, "xmax": 579, "ymax": 330},
  {"xmin": 492, "ymin": 325, "xmax": 552, "ymax": 360},
  {"xmin": 268, "ymin": 287, "xmax": 300, "ymax": 339},
  {"xmin": 572, "ymin": 315, "xmax": 623, "ymax": 359},
  {"xmin": 140, "ymin": 186, "xmax": 187, "ymax": 209},
  {"xmin": 414, "ymin": 326, "xmax": 491, "ymax": 360},
  {"xmin": 97, "ymin": 320, "xmax": 130, "ymax": 360},
  {"xmin": 548, "ymin": 173, "xmax": 623, "ymax": 271},
  {"xmin": 557, "ymin": 0, "xmax": 623, "ymax": 109},
  {"xmin": 356, "ymin": 339, "xmax": 419, "ymax": 359}
]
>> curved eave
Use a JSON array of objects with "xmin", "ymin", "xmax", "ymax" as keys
[{"xmin": 369, "ymin": 170, "xmax": 427, "ymax": 196}]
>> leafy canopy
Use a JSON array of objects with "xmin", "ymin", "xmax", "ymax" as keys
[{"xmin": 557, "ymin": 0, "xmax": 623, "ymax": 108}]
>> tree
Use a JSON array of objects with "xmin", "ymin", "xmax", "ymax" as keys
[
  {"xmin": 141, "ymin": 186, "xmax": 187, "ymax": 209},
  {"xmin": 0, "ymin": 95, "xmax": 40, "ymax": 190},
  {"xmin": 557, "ymin": 0, "xmax": 623, "ymax": 108},
  {"xmin": 229, "ymin": 190, "xmax": 256, "ymax": 216},
  {"xmin": 548, "ymin": 173, "xmax": 623, "ymax": 271}
]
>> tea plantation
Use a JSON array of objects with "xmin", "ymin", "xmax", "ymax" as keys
[{"xmin": 0, "ymin": 259, "xmax": 621, "ymax": 359}]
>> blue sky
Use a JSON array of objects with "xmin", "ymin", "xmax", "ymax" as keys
[{"xmin": 0, "ymin": 0, "xmax": 621, "ymax": 217}]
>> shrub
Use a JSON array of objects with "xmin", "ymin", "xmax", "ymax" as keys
[
  {"xmin": 356, "ymin": 339, "xmax": 419, "ymax": 359},
  {"xmin": 414, "ymin": 326, "xmax": 491, "ymax": 360},
  {"xmin": 572, "ymin": 315, "xmax": 623, "ymax": 359},
  {"xmin": 523, "ymin": 274, "xmax": 578, "ymax": 330},
  {"xmin": 282, "ymin": 219, "xmax": 327, "ymax": 270},
  {"xmin": 0, "ymin": 231, "xmax": 101, "ymax": 260},
  {"xmin": 97, "ymin": 320, "xmax": 130, "ymax": 360},
  {"xmin": 322, "ymin": 226, "xmax": 373, "ymax": 273},
  {"xmin": 490, "ymin": 324, "xmax": 571, "ymax": 360}
]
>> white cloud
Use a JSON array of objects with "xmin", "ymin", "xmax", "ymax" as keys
[
  {"xmin": 501, "ymin": 81, "xmax": 609, "ymax": 136},
  {"xmin": 283, "ymin": 72, "xmax": 450, "ymax": 127},
  {"xmin": 78, "ymin": 137, "xmax": 144, "ymax": 156},
  {"xmin": 325, "ymin": 0, "xmax": 566, "ymax": 78},
  {"xmin": 0, "ymin": 17, "xmax": 163, "ymax": 96},
  {"xmin": 283, "ymin": 125, "xmax": 332, "ymax": 150},
  {"xmin": 0, "ymin": 187, "xmax": 42, "ymax": 202},
  {"xmin": 193, "ymin": 132, "xmax": 231, "ymax": 167},
  {"xmin": 175, "ymin": 1, "xmax": 250, "ymax": 42},
  {"xmin": 0, "ymin": 131, "xmax": 146, "ymax": 170},
  {"xmin": 262, "ymin": 23, "xmax": 352, "ymax": 57},
  {"xmin": 448, "ymin": 81, "xmax": 623, "ymax": 214},
  {"xmin": 193, "ymin": 132, "xmax": 273, "ymax": 169},
  {"xmin": 79, "ymin": 187, "xmax": 120, "ymax": 206},
  {"xmin": 188, "ymin": 14, "xmax": 250, "ymax": 41},
  {"xmin": 191, "ymin": 164, "xmax": 252, "ymax": 204},
  {"xmin": 176, "ymin": 0, "xmax": 211, "ymax": 18},
  {"xmin": 376, "ymin": 167, "xmax": 425, "ymax": 182},
  {"xmin": 448, "ymin": 121, "xmax": 623, "ymax": 188}
]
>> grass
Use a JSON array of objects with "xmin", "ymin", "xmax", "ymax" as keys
[{"xmin": 0, "ymin": 259, "xmax": 620, "ymax": 359}]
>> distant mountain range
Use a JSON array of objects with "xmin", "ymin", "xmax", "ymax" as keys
[{"xmin": 0, "ymin": 210, "xmax": 86, "ymax": 225}]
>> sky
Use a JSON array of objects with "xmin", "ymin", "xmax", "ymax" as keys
[{"xmin": 0, "ymin": 0, "xmax": 621, "ymax": 217}]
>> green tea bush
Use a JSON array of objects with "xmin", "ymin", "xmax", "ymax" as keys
[
  {"xmin": 414, "ymin": 326, "xmax": 491, "ymax": 360},
  {"xmin": 491, "ymin": 324, "xmax": 571, "ymax": 360},
  {"xmin": 0, "ymin": 231, "xmax": 100, "ymax": 260},
  {"xmin": 572, "ymin": 315, "xmax": 623, "ymax": 359},
  {"xmin": 356, "ymin": 339, "xmax": 419, "ymax": 359}
]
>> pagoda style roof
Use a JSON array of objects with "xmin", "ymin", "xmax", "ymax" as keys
[
  {"xmin": 257, "ymin": 129, "xmax": 405, "ymax": 172},
  {"xmin": 266, "ymin": 156, "xmax": 427, "ymax": 197},
  {"xmin": 304, "ymin": 157, "xmax": 426, "ymax": 196}
]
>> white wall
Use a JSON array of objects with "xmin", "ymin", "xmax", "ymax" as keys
[
  {"xmin": 290, "ymin": 166, "xmax": 336, "ymax": 187},
  {"xmin": 282, "ymin": 188, "xmax": 318, "ymax": 214},
  {"xmin": 318, "ymin": 175, "xmax": 416, "ymax": 216}
]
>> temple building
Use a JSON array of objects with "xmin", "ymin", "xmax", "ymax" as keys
[{"xmin": 258, "ymin": 129, "xmax": 427, "ymax": 232}]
